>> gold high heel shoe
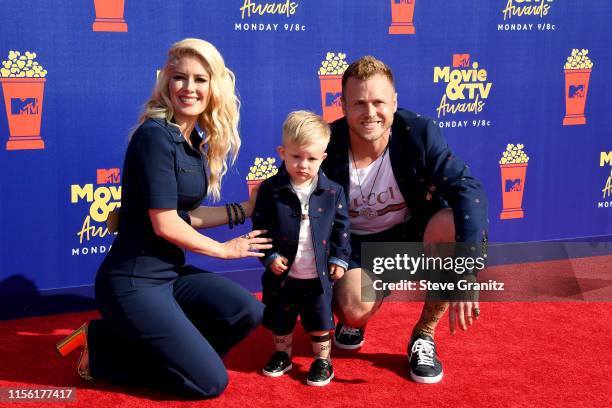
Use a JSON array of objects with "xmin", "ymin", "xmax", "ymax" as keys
[{"xmin": 56, "ymin": 323, "xmax": 94, "ymax": 381}]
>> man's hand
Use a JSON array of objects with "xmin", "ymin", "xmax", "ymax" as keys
[
  {"xmin": 449, "ymin": 301, "xmax": 480, "ymax": 334},
  {"xmin": 269, "ymin": 256, "xmax": 288, "ymax": 276},
  {"xmin": 329, "ymin": 264, "xmax": 345, "ymax": 280}
]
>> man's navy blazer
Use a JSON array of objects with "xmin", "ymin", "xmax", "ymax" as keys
[
  {"xmin": 252, "ymin": 165, "xmax": 351, "ymax": 295},
  {"xmin": 321, "ymin": 108, "xmax": 489, "ymax": 256}
]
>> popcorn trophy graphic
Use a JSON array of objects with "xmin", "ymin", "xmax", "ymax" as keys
[
  {"xmin": 389, "ymin": 0, "xmax": 416, "ymax": 35},
  {"xmin": 563, "ymin": 49, "xmax": 593, "ymax": 126},
  {"xmin": 499, "ymin": 144, "xmax": 529, "ymax": 220},
  {"xmin": 0, "ymin": 51, "xmax": 47, "ymax": 150},
  {"xmin": 318, "ymin": 52, "xmax": 349, "ymax": 123},
  {"xmin": 92, "ymin": 0, "xmax": 128, "ymax": 32},
  {"xmin": 246, "ymin": 157, "xmax": 278, "ymax": 198}
]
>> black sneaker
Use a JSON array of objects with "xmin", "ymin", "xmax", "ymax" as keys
[
  {"xmin": 262, "ymin": 351, "xmax": 292, "ymax": 377},
  {"xmin": 306, "ymin": 358, "xmax": 334, "ymax": 386},
  {"xmin": 333, "ymin": 322, "xmax": 365, "ymax": 350},
  {"xmin": 407, "ymin": 334, "xmax": 443, "ymax": 384}
]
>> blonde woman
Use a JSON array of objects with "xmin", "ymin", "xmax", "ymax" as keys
[{"xmin": 56, "ymin": 38, "xmax": 271, "ymax": 399}]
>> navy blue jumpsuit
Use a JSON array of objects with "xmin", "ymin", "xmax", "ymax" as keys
[{"xmin": 87, "ymin": 118, "xmax": 263, "ymax": 399}]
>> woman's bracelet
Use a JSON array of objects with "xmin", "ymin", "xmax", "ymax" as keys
[
  {"xmin": 230, "ymin": 203, "xmax": 241, "ymax": 226},
  {"xmin": 226, "ymin": 202, "xmax": 247, "ymax": 229},
  {"xmin": 236, "ymin": 202, "xmax": 247, "ymax": 224},
  {"xmin": 232, "ymin": 203, "xmax": 245, "ymax": 225},
  {"xmin": 225, "ymin": 203, "xmax": 234, "ymax": 229}
]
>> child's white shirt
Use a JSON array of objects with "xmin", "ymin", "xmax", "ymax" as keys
[{"xmin": 288, "ymin": 176, "xmax": 319, "ymax": 279}]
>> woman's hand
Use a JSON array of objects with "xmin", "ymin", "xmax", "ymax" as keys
[
  {"xmin": 106, "ymin": 208, "xmax": 120, "ymax": 233},
  {"xmin": 221, "ymin": 229, "xmax": 272, "ymax": 259}
]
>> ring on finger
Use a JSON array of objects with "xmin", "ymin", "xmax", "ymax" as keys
[{"xmin": 242, "ymin": 233, "xmax": 251, "ymax": 240}]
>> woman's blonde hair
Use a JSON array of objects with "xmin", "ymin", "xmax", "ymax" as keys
[{"xmin": 139, "ymin": 38, "xmax": 240, "ymax": 201}]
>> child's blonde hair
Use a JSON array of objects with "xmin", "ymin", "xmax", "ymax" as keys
[{"xmin": 282, "ymin": 110, "xmax": 330, "ymax": 146}]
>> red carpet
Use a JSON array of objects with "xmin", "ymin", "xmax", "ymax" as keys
[
  {"xmin": 1, "ymin": 301, "xmax": 610, "ymax": 407},
  {"xmin": 0, "ymin": 303, "xmax": 612, "ymax": 408}
]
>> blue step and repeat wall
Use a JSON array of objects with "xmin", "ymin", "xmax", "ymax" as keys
[{"xmin": 1, "ymin": 1, "xmax": 611, "ymax": 317}]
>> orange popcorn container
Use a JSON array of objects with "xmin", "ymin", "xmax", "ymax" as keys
[
  {"xmin": 93, "ymin": 0, "xmax": 128, "ymax": 32},
  {"xmin": 319, "ymin": 75, "xmax": 343, "ymax": 123},
  {"xmin": 1, "ymin": 77, "xmax": 46, "ymax": 150},
  {"xmin": 562, "ymin": 69, "xmax": 591, "ymax": 126},
  {"xmin": 389, "ymin": 0, "xmax": 416, "ymax": 35},
  {"xmin": 500, "ymin": 163, "xmax": 528, "ymax": 220},
  {"xmin": 247, "ymin": 179, "xmax": 263, "ymax": 199}
]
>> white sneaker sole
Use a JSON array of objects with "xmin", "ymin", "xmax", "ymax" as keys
[
  {"xmin": 333, "ymin": 336, "xmax": 364, "ymax": 350},
  {"xmin": 409, "ymin": 369, "xmax": 443, "ymax": 384},
  {"xmin": 262, "ymin": 364, "xmax": 292, "ymax": 377},
  {"xmin": 306, "ymin": 372, "xmax": 334, "ymax": 386}
]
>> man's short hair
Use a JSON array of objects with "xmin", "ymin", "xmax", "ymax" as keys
[
  {"xmin": 282, "ymin": 110, "xmax": 330, "ymax": 146},
  {"xmin": 342, "ymin": 55, "xmax": 395, "ymax": 94}
]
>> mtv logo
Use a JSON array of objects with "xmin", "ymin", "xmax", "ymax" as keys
[
  {"xmin": 97, "ymin": 168, "xmax": 121, "ymax": 184},
  {"xmin": 505, "ymin": 179, "xmax": 522, "ymax": 192},
  {"xmin": 453, "ymin": 54, "xmax": 470, "ymax": 68},
  {"xmin": 569, "ymin": 85, "xmax": 585, "ymax": 98},
  {"xmin": 325, "ymin": 92, "xmax": 342, "ymax": 107},
  {"xmin": 11, "ymin": 98, "xmax": 39, "ymax": 115},
  {"xmin": 600, "ymin": 151, "xmax": 612, "ymax": 167}
]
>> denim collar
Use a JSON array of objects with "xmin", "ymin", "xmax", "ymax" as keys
[{"xmin": 150, "ymin": 118, "xmax": 203, "ymax": 145}]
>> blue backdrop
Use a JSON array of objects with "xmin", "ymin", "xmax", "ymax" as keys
[{"xmin": 1, "ymin": 0, "xmax": 610, "ymax": 318}]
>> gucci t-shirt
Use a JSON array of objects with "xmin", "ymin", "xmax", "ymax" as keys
[{"xmin": 348, "ymin": 151, "xmax": 409, "ymax": 234}]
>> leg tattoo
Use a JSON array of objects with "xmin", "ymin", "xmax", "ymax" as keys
[
  {"xmin": 311, "ymin": 333, "xmax": 331, "ymax": 361},
  {"xmin": 273, "ymin": 333, "xmax": 293, "ymax": 357},
  {"xmin": 412, "ymin": 301, "xmax": 449, "ymax": 339}
]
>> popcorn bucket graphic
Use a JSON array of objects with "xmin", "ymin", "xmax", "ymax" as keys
[
  {"xmin": 93, "ymin": 0, "xmax": 128, "ymax": 32},
  {"xmin": 563, "ymin": 69, "xmax": 591, "ymax": 126},
  {"xmin": 500, "ymin": 163, "xmax": 527, "ymax": 220},
  {"xmin": 246, "ymin": 157, "xmax": 278, "ymax": 198},
  {"xmin": 247, "ymin": 180, "xmax": 263, "ymax": 199},
  {"xmin": 318, "ymin": 52, "xmax": 349, "ymax": 123},
  {"xmin": 319, "ymin": 75, "xmax": 343, "ymax": 123},
  {"xmin": 389, "ymin": 0, "xmax": 416, "ymax": 35},
  {"xmin": 1, "ymin": 77, "xmax": 46, "ymax": 150}
]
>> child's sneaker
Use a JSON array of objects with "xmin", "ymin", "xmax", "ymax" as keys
[
  {"xmin": 262, "ymin": 351, "xmax": 292, "ymax": 377},
  {"xmin": 306, "ymin": 358, "xmax": 334, "ymax": 386}
]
